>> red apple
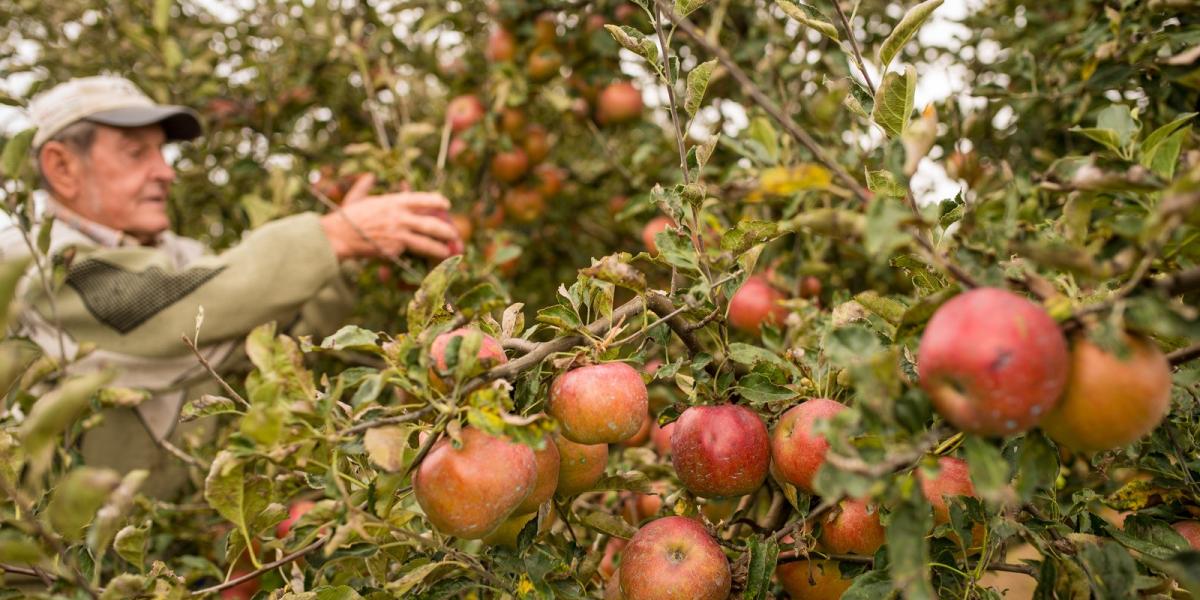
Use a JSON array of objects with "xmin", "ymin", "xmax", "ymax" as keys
[
  {"xmin": 642, "ymin": 216, "xmax": 673, "ymax": 254},
  {"xmin": 527, "ymin": 45, "xmax": 563, "ymax": 81},
  {"xmin": 918, "ymin": 287, "xmax": 1069, "ymax": 437},
  {"xmin": 1040, "ymin": 335, "xmax": 1172, "ymax": 453},
  {"xmin": 596, "ymin": 81, "xmax": 643, "ymax": 125},
  {"xmin": 619, "ymin": 516, "xmax": 730, "ymax": 600},
  {"xmin": 486, "ymin": 27, "xmax": 517, "ymax": 62},
  {"xmin": 776, "ymin": 559, "xmax": 851, "ymax": 600},
  {"xmin": 447, "ymin": 94, "xmax": 485, "ymax": 132},
  {"xmin": 1172, "ymin": 521, "xmax": 1200, "ymax": 549},
  {"xmin": 513, "ymin": 436, "xmax": 561, "ymax": 515},
  {"xmin": 502, "ymin": 187, "xmax": 546, "ymax": 223},
  {"xmin": 500, "ymin": 108, "xmax": 526, "ymax": 137},
  {"xmin": 276, "ymin": 499, "xmax": 316, "ymax": 538},
  {"xmin": 600, "ymin": 538, "xmax": 627, "ymax": 578},
  {"xmin": 918, "ymin": 456, "xmax": 978, "ymax": 527},
  {"xmin": 430, "ymin": 328, "xmax": 507, "ymax": 384},
  {"xmin": 671, "ymin": 404, "xmax": 770, "ymax": 498},
  {"xmin": 799, "ymin": 276, "xmax": 822, "ymax": 300},
  {"xmin": 818, "ymin": 498, "xmax": 886, "ymax": 555},
  {"xmin": 413, "ymin": 428, "xmax": 538, "ymax": 539},
  {"xmin": 554, "ymin": 432, "xmax": 609, "ymax": 497},
  {"xmin": 770, "ymin": 398, "xmax": 846, "ymax": 494},
  {"xmin": 549, "ymin": 362, "xmax": 649, "ymax": 444},
  {"xmin": 491, "ymin": 148, "xmax": 530, "ymax": 183},
  {"xmin": 533, "ymin": 163, "xmax": 565, "ymax": 198},
  {"xmin": 522, "ymin": 125, "xmax": 551, "ymax": 164},
  {"xmin": 651, "ymin": 421, "xmax": 675, "ymax": 457},
  {"xmin": 448, "ymin": 136, "xmax": 476, "ymax": 167},
  {"xmin": 621, "ymin": 413, "xmax": 652, "ymax": 447},
  {"xmin": 728, "ymin": 276, "xmax": 789, "ymax": 334}
]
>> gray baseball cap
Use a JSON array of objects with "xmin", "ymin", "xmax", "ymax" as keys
[{"xmin": 28, "ymin": 75, "xmax": 203, "ymax": 148}]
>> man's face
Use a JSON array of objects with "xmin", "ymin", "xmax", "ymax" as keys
[{"xmin": 74, "ymin": 124, "xmax": 176, "ymax": 241}]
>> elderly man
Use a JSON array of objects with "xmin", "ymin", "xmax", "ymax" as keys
[{"xmin": 0, "ymin": 76, "xmax": 459, "ymax": 497}]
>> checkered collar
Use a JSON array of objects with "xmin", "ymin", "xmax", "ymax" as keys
[{"xmin": 43, "ymin": 198, "xmax": 162, "ymax": 248}]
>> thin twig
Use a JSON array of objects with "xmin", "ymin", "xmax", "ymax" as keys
[
  {"xmin": 156, "ymin": 435, "xmax": 210, "ymax": 470},
  {"xmin": 775, "ymin": 551, "xmax": 1038, "ymax": 576},
  {"xmin": 181, "ymin": 334, "xmax": 249, "ymax": 409},
  {"xmin": 0, "ymin": 563, "xmax": 45, "ymax": 579},
  {"xmin": 15, "ymin": 217, "xmax": 68, "ymax": 365},
  {"xmin": 501, "ymin": 337, "xmax": 539, "ymax": 354},
  {"xmin": 340, "ymin": 406, "xmax": 433, "ymax": 436},
  {"xmin": 1168, "ymin": 343, "xmax": 1200, "ymax": 367},
  {"xmin": 190, "ymin": 537, "xmax": 328, "ymax": 597},
  {"xmin": 656, "ymin": 0, "xmax": 870, "ymax": 202},
  {"xmin": 829, "ymin": 0, "xmax": 875, "ymax": 93}
]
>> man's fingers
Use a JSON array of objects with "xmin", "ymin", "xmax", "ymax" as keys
[
  {"xmin": 373, "ymin": 192, "xmax": 451, "ymax": 210},
  {"xmin": 342, "ymin": 173, "xmax": 377, "ymax": 205},
  {"xmin": 398, "ymin": 232, "xmax": 451, "ymax": 260},
  {"xmin": 400, "ymin": 213, "xmax": 461, "ymax": 242}
]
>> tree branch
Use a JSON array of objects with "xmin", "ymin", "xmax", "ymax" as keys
[
  {"xmin": 181, "ymin": 334, "xmax": 249, "ymax": 409},
  {"xmin": 1168, "ymin": 343, "xmax": 1200, "ymax": 367},
  {"xmin": 829, "ymin": 0, "xmax": 875, "ymax": 94},
  {"xmin": 190, "ymin": 537, "xmax": 327, "ymax": 597}
]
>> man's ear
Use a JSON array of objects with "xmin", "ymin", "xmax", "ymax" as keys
[{"xmin": 38, "ymin": 141, "xmax": 83, "ymax": 201}]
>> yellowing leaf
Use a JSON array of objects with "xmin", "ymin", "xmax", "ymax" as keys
[
  {"xmin": 363, "ymin": 425, "xmax": 411, "ymax": 473},
  {"xmin": 750, "ymin": 164, "xmax": 832, "ymax": 201}
]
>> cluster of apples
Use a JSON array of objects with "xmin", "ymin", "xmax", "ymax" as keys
[{"xmin": 918, "ymin": 287, "xmax": 1173, "ymax": 453}]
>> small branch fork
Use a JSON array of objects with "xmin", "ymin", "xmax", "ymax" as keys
[{"xmin": 190, "ymin": 537, "xmax": 328, "ymax": 597}]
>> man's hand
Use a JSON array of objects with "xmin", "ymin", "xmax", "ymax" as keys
[{"xmin": 319, "ymin": 174, "xmax": 461, "ymax": 261}]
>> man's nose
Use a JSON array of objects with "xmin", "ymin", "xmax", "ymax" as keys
[{"xmin": 152, "ymin": 149, "xmax": 177, "ymax": 183}]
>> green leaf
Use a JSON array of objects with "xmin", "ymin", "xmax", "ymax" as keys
[
  {"xmin": 853, "ymin": 291, "xmax": 907, "ymax": 325},
  {"xmin": 736, "ymin": 373, "xmax": 798, "ymax": 407},
  {"xmin": 1076, "ymin": 540, "xmax": 1137, "ymax": 599},
  {"xmin": 886, "ymin": 488, "xmax": 935, "ymax": 599},
  {"xmin": 823, "ymin": 325, "xmax": 883, "ymax": 368},
  {"xmin": 864, "ymin": 197, "xmax": 911, "ymax": 257},
  {"xmin": 775, "ymin": 0, "xmax": 839, "ymax": 43},
  {"xmin": 0, "ymin": 530, "xmax": 45, "ymax": 564},
  {"xmin": 675, "ymin": 0, "xmax": 711, "ymax": 17},
  {"xmin": 604, "ymin": 25, "xmax": 659, "ymax": 66},
  {"xmin": 363, "ymin": 425, "xmax": 412, "ymax": 473},
  {"xmin": 314, "ymin": 586, "xmax": 365, "ymax": 600},
  {"xmin": 48, "ymin": 467, "xmax": 122, "ymax": 542},
  {"xmin": 536, "ymin": 304, "xmax": 583, "ymax": 331},
  {"xmin": 877, "ymin": 0, "xmax": 944, "ymax": 71},
  {"xmin": 153, "ymin": 0, "xmax": 171, "ymax": 33},
  {"xmin": 721, "ymin": 219, "xmax": 781, "ymax": 254},
  {"xmin": 387, "ymin": 561, "xmax": 467, "ymax": 595},
  {"xmin": 88, "ymin": 470, "xmax": 148, "ymax": 560},
  {"xmin": 0, "ymin": 128, "xmax": 35, "ymax": 178},
  {"xmin": 843, "ymin": 570, "xmax": 893, "ymax": 599},
  {"xmin": 580, "ymin": 254, "xmax": 647, "ymax": 292},
  {"xmin": 592, "ymin": 471, "xmax": 653, "ymax": 493},
  {"xmin": 728, "ymin": 342, "xmax": 793, "ymax": 370},
  {"xmin": 684, "ymin": 59, "xmax": 717, "ymax": 118},
  {"xmin": 204, "ymin": 451, "xmax": 272, "ymax": 568},
  {"xmin": 114, "ymin": 523, "xmax": 148, "ymax": 571},
  {"xmin": 1014, "ymin": 432, "xmax": 1057, "ymax": 501},
  {"xmin": 748, "ymin": 117, "xmax": 780, "ymax": 163},
  {"xmin": 1140, "ymin": 112, "xmax": 1195, "ymax": 178},
  {"xmin": 1103, "ymin": 515, "xmax": 1189, "ymax": 561},
  {"xmin": 321, "ymin": 325, "xmax": 379, "ymax": 351},
  {"xmin": 406, "ymin": 255, "xmax": 462, "ymax": 332},
  {"xmin": 744, "ymin": 536, "xmax": 780, "ymax": 600},
  {"xmin": 19, "ymin": 370, "xmax": 116, "ymax": 484},
  {"xmin": 963, "ymin": 435, "xmax": 1010, "ymax": 504},
  {"xmin": 580, "ymin": 510, "xmax": 638, "ymax": 539},
  {"xmin": 872, "ymin": 65, "xmax": 917, "ymax": 138},
  {"xmin": 180, "ymin": 394, "xmax": 239, "ymax": 422},
  {"xmin": 655, "ymin": 226, "xmax": 701, "ymax": 273},
  {"xmin": 1070, "ymin": 127, "xmax": 1123, "ymax": 153},
  {"xmin": 866, "ymin": 169, "xmax": 906, "ymax": 197},
  {"xmin": 1096, "ymin": 104, "xmax": 1139, "ymax": 148}
]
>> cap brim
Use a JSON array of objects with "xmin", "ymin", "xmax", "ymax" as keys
[{"xmin": 86, "ymin": 105, "xmax": 204, "ymax": 142}]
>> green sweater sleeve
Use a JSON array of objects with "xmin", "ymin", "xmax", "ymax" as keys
[{"xmin": 33, "ymin": 213, "xmax": 341, "ymax": 358}]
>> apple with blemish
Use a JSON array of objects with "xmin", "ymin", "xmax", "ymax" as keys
[
  {"xmin": 817, "ymin": 498, "xmax": 886, "ymax": 555},
  {"xmin": 918, "ymin": 287, "xmax": 1069, "ymax": 437},
  {"xmin": 776, "ymin": 559, "xmax": 851, "ymax": 600},
  {"xmin": 513, "ymin": 436, "xmax": 561, "ymax": 515}
]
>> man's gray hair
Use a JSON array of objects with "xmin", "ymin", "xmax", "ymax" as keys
[{"xmin": 35, "ymin": 119, "xmax": 99, "ymax": 194}]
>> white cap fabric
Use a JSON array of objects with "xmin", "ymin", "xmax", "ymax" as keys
[{"xmin": 28, "ymin": 75, "xmax": 203, "ymax": 148}]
